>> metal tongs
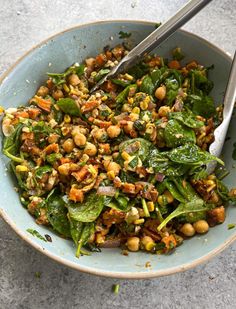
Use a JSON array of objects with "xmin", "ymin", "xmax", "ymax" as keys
[{"xmin": 91, "ymin": 0, "xmax": 213, "ymax": 92}]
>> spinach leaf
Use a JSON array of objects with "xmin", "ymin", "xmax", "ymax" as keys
[
  {"xmin": 57, "ymin": 98, "xmax": 81, "ymax": 117},
  {"xmin": 169, "ymin": 111, "xmax": 204, "ymax": 129},
  {"xmin": 164, "ymin": 77, "xmax": 179, "ymax": 106},
  {"xmin": 150, "ymin": 69, "xmax": 162, "ymax": 88},
  {"xmin": 27, "ymin": 229, "xmax": 47, "ymax": 242},
  {"xmin": 10, "ymin": 161, "xmax": 27, "ymax": 190},
  {"xmin": 68, "ymin": 191, "xmax": 105, "ymax": 222},
  {"xmin": 3, "ymin": 123, "xmax": 24, "ymax": 163},
  {"xmin": 147, "ymin": 149, "xmax": 189, "ymax": 176},
  {"xmin": 46, "ymin": 153, "xmax": 62, "ymax": 165},
  {"xmin": 167, "ymin": 143, "xmax": 224, "ymax": 166},
  {"xmin": 119, "ymin": 138, "xmax": 152, "ymax": 162},
  {"xmin": 164, "ymin": 119, "xmax": 196, "ymax": 148},
  {"xmin": 94, "ymin": 69, "xmax": 110, "ymax": 82},
  {"xmin": 69, "ymin": 217, "xmax": 94, "ymax": 257},
  {"xmin": 157, "ymin": 197, "xmax": 208, "ymax": 230},
  {"xmin": 190, "ymin": 69, "xmax": 214, "ymax": 95},
  {"xmin": 119, "ymin": 31, "xmax": 131, "ymax": 38},
  {"xmin": 35, "ymin": 165, "xmax": 52, "ymax": 179},
  {"xmin": 187, "ymin": 94, "xmax": 215, "ymax": 118},
  {"xmin": 164, "ymin": 181, "xmax": 186, "ymax": 203},
  {"xmin": 46, "ymin": 190, "xmax": 71, "ymax": 237},
  {"xmin": 128, "ymin": 62, "xmax": 149, "ymax": 79},
  {"xmin": 140, "ymin": 75, "xmax": 155, "ymax": 95},
  {"xmin": 75, "ymin": 64, "xmax": 85, "ymax": 76},
  {"xmin": 116, "ymin": 84, "xmax": 137, "ymax": 105},
  {"xmin": 112, "ymin": 79, "xmax": 131, "ymax": 87}
]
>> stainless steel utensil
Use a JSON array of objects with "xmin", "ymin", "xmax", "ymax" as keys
[
  {"xmin": 91, "ymin": 0, "xmax": 212, "ymax": 92},
  {"xmin": 207, "ymin": 51, "xmax": 236, "ymax": 172}
]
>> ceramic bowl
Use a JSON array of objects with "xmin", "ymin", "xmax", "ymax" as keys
[{"xmin": 0, "ymin": 20, "xmax": 235, "ymax": 279}]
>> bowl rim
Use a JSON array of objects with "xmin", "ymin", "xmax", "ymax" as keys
[{"xmin": 0, "ymin": 19, "xmax": 234, "ymax": 279}]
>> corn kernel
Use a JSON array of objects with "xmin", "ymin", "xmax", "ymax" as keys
[
  {"xmin": 129, "ymin": 113, "xmax": 139, "ymax": 122},
  {"xmin": 16, "ymin": 165, "xmax": 28, "ymax": 172},
  {"xmin": 64, "ymin": 114, "xmax": 71, "ymax": 123},
  {"xmin": 124, "ymin": 73, "xmax": 133, "ymax": 81},
  {"xmin": 63, "ymin": 84, "xmax": 70, "ymax": 93},
  {"xmin": 128, "ymin": 98, "xmax": 134, "ymax": 104},
  {"xmin": 140, "ymin": 96, "xmax": 150, "ymax": 110},
  {"xmin": 132, "ymin": 107, "xmax": 140, "ymax": 114},
  {"xmin": 121, "ymin": 151, "xmax": 130, "ymax": 161},
  {"xmin": 96, "ymin": 233, "xmax": 105, "ymax": 244},
  {"xmin": 145, "ymin": 242, "xmax": 155, "ymax": 251},
  {"xmin": 134, "ymin": 218, "xmax": 145, "ymax": 225},
  {"xmin": 101, "ymin": 95, "xmax": 108, "ymax": 101},
  {"xmin": 107, "ymin": 170, "xmax": 115, "ymax": 180},
  {"xmin": 158, "ymin": 195, "xmax": 164, "ymax": 206},
  {"xmin": 0, "ymin": 106, "xmax": 4, "ymax": 114},
  {"xmin": 147, "ymin": 201, "xmax": 155, "ymax": 212}
]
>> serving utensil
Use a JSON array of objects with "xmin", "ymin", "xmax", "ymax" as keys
[
  {"xmin": 91, "ymin": 0, "xmax": 212, "ymax": 92},
  {"xmin": 207, "ymin": 51, "xmax": 236, "ymax": 172}
]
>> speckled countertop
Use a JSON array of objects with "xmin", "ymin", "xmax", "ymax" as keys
[{"xmin": 0, "ymin": 0, "xmax": 236, "ymax": 308}]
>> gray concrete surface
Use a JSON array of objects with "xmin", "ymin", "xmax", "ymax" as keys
[{"xmin": 0, "ymin": 0, "xmax": 236, "ymax": 308}]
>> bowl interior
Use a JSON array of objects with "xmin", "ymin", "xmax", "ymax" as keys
[{"xmin": 0, "ymin": 21, "xmax": 235, "ymax": 278}]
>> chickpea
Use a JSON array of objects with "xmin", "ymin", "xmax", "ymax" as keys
[
  {"xmin": 106, "ymin": 161, "xmax": 121, "ymax": 175},
  {"xmin": 72, "ymin": 126, "xmax": 87, "ymax": 136},
  {"xmin": 193, "ymin": 220, "xmax": 209, "ymax": 234},
  {"xmin": 155, "ymin": 85, "xmax": 166, "ymax": 100},
  {"xmin": 73, "ymin": 133, "xmax": 87, "ymax": 147},
  {"xmin": 62, "ymin": 138, "xmax": 75, "ymax": 153},
  {"xmin": 93, "ymin": 128, "xmax": 108, "ymax": 142},
  {"xmin": 180, "ymin": 223, "xmax": 195, "ymax": 237},
  {"xmin": 83, "ymin": 142, "xmax": 97, "ymax": 156},
  {"xmin": 58, "ymin": 163, "xmax": 70, "ymax": 176},
  {"xmin": 126, "ymin": 237, "xmax": 140, "ymax": 252},
  {"xmin": 52, "ymin": 89, "xmax": 64, "ymax": 100},
  {"xmin": 141, "ymin": 236, "xmax": 155, "ymax": 251},
  {"xmin": 37, "ymin": 86, "xmax": 49, "ymax": 97},
  {"xmin": 107, "ymin": 125, "xmax": 121, "ymax": 139},
  {"xmin": 68, "ymin": 73, "xmax": 80, "ymax": 86},
  {"xmin": 163, "ymin": 190, "xmax": 174, "ymax": 204},
  {"xmin": 158, "ymin": 106, "xmax": 171, "ymax": 117}
]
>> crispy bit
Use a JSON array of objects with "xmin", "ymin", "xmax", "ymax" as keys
[
  {"xmin": 207, "ymin": 206, "xmax": 225, "ymax": 227},
  {"xmin": 69, "ymin": 186, "xmax": 84, "ymax": 203}
]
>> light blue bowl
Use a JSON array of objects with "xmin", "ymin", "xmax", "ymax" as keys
[{"xmin": 0, "ymin": 21, "xmax": 235, "ymax": 279}]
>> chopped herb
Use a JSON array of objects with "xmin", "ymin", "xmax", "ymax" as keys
[
  {"xmin": 27, "ymin": 229, "xmax": 47, "ymax": 242},
  {"xmin": 119, "ymin": 31, "xmax": 131, "ymax": 39},
  {"xmin": 228, "ymin": 223, "xmax": 235, "ymax": 230},
  {"xmin": 112, "ymin": 284, "xmax": 120, "ymax": 294},
  {"xmin": 35, "ymin": 271, "xmax": 41, "ymax": 278}
]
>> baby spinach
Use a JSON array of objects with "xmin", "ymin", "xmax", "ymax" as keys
[
  {"xmin": 47, "ymin": 65, "xmax": 85, "ymax": 86},
  {"xmin": 119, "ymin": 138, "xmax": 152, "ymax": 162},
  {"xmin": 46, "ymin": 190, "xmax": 71, "ymax": 237},
  {"xmin": 167, "ymin": 143, "xmax": 224, "ymax": 166},
  {"xmin": 189, "ymin": 69, "xmax": 214, "ymax": 95},
  {"xmin": 57, "ymin": 98, "xmax": 81, "ymax": 117},
  {"xmin": 119, "ymin": 31, "xmax": 131, "ymax": 38},
  {"xmin": 35, "ymin": 165, "xmax": 53, "ymax": 179},
  {"xmin": 26, "ymin": 229, "xmax": 47, "ymax": 242},
  {"xmin": 94, "ymin": 69, "xmax": 110, "ymax": 82},
  {"xmin": 68, "ymin": 191, "xmax": 105, "ymax": 222},
  {"xmin": 69, "ymin": 218, "xmax": 94, "ymax": 257},
  {"xmin": 147, "ymin": 149, "xmax": 189, "ymax": 177},
  {"xmin": 46, "ymin": 153, "xmax": 62, "ymax": 165},
  {"xmin": 187, "ymin": 94, "xmax": 215, "ymax": 118},
  {"xmin": 164, "ymin": 77, "xmax": 179, "ymax": 106},
  {"xmin": 116, "ymin": 84, "xmax": 137, "ymax": 105},
  {"xmin": 164, "ymin": 181, "xmax": 186, "ymax": 203},
  {"xmin": 140, "ymin": 75, "xmax": 155, "ymax": 95},
  {"xmin": 164, "ymin": 119, "xmax": 196, "ymax": 148},
  {"xmin": 169, "ymin": 111, "xmax": 204, "ymax": 129},
  {"xmin": 157, "ymin": 197, "xmax": 208, "ymax": 231},
  {"xmin": 3, "ymin": 123, "xmax": 24, "ymax": 163},
  {"xmin": 112, "ymin": 79, "xmax": 132, "ymax": 87},
  {"xmin": 10, "ymin": 161, "xmax": 27, "ymax": 190}
]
